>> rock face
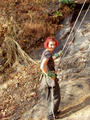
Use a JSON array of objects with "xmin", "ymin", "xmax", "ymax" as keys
[
  {"xmin": 60, "ymin": 105, "xmax": 90, "ymax": 120},
  {"xmin": 57, "ymin": 9, "xmax": 90, "ymax": 120},
  {"xmin": 22, "ymin": 9, "xmax": 90, "ymax": 120}
]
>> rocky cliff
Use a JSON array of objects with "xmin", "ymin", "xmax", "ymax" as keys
[{"xmin": 57, "ymin": 9, "xmax": 90, "ymax": 120}]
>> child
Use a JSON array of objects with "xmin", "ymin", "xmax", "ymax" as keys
[{"xmin": 40, "ymin": 37, "xmax": 63, "ymax": 120}]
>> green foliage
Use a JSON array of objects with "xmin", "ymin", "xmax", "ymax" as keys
[
  {"xmin": 53, "ymin": 11, "xmax": 63, "ymax": 17},
  {"xmin": 59, "ymin": 0, "xmax": 76, "ymax": 10},
  {"xmin": 70, "ymin": 3, "xmax": 76, "ymax": 10},
  {"xmin": 59, "ymin": 0, "xmax": 71, "ymax": 4}
]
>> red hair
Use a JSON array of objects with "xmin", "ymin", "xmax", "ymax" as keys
[{"xmin": 44, "ymin": 37, "xmax": 58, "ymax": 48}]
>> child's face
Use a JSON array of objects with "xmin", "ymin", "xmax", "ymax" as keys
[{"xmin": 48, "ymin": 41, "xmax": 56, "ymax": 51}]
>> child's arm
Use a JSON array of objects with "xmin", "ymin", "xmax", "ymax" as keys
[{"xmin": 52, "ymin": 51, "xmax": 63, "ymax": 60}]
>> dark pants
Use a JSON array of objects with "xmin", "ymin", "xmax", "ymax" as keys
[{"xmin": 41, "ymin": 75, "xmax": 61, "ymax": 120}]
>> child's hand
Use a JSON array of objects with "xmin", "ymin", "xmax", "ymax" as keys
[
  {"xmin": 58, "ymin": 50, "xmax": 63, "ymax": 57},
  {"xmin": 54, "ymin": 50, "xmax": 63, "ymax": 59}
]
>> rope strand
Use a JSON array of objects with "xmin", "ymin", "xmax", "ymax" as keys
[
  {"xmin": 63, "ymin": 4, "xmax": 90, "ymax": 57},
  {"xmin": 62, "ymin": 0, "xmax": 87, "ymax": 52},
  {"xmin": 57, "ymin": 0, "xmax": 88, "ymax": 69}
]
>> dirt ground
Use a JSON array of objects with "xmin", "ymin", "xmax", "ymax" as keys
[{"xmin": 0, "ymin": 63, "xmax": 41, "ymax": 119}]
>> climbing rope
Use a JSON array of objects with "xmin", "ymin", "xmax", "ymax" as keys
[
  {"xmin": 62, "ymin": 0, "xmax": 87, "ymax": 53},
  {"xmin": 57, "ymin": 0, "xmax": 89, "ymax": 69},
  {"xmin": 63, "ymin": 4, "xmax": 90, "ymax": 57}
]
